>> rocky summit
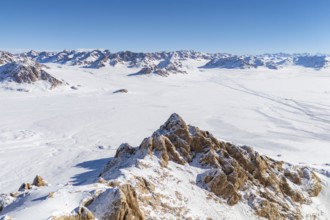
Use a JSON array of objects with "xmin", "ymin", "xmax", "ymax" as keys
[{"xmin": 80, "ymin": 113, "xmax": 322, "ymax": 220}]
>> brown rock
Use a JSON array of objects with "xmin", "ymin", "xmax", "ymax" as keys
[
  {"xmin": 9, "ymin": 192, "xmax": 20, "ymax": 198},
  {"xmin": 32, "ymin": 175, "xmax": 47, "ymax": 187},
  {"xmin": 51, "ymin": 206, "xmax": 95, "ymax": 220},
  {"xmin": 87, "ymin": 184, "xmax": 144, "ymax": 220},
  {"xmin": 18, "ymin": 183, "xmax": 32, "ymax": 191}
]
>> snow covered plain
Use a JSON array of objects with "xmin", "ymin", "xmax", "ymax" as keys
[{"xmin": 1, "ymin": 61, "xmax": 330, "ymax": 219}]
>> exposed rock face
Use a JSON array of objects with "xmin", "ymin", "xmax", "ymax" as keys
[
  {"xmin": 87, "ymin": 184, "xmax": 144, "ymax": 220},
  {"xmin": 0, "ymin": 60, "xmax": 63, "ymax": 89},
  {"xmin": 1, "ymin": 175, "xmax": 48, "ymax": 211},
  {"xmin": 18, "ymin": 183, "xmax": 31, "ymax": 191},
  {"xmin": 99, "ymin": 113, "xmax": 322, "ymax": 220}
]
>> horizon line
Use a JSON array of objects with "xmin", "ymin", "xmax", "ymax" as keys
[{"xmin": 1, "ymin": 48, "xmax": 329, "ymax": 56}]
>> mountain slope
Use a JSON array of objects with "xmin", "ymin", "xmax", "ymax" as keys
[
  {"xmin": 96, "ymin": 113, "xmax": 323, "ymax": 219},
  {"xmin": 0, "ymin": 114, "xmax": 326, "ymax": 220}
]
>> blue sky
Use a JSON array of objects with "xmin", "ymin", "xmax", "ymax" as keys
[{"xmin": 0, "ymin": 0, "xmax": 329, "ymax": 54}]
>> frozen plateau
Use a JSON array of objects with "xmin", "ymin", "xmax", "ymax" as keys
[{"xmin": 0, "ymin": 50, "xmax": 330, "ymax": 220}]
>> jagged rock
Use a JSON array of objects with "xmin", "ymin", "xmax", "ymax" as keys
[
  {"xmin": 100, "ymin": 113, "xmax": 322, "ymax": 220},
  {"xmin": 113, "ymin": 89, "xmax": 128, "ymax": 94},
  {"xmin": 51, "ymin": 206, "xmax": 95, "ymax": 220},
  {"xmin": 203, "ymin": 169, "xmax": 243, "ymax": 206},
  {"xmin": 18, "ymin": 183, "xmax": 32, "ymax": 191},
  {"xmin": 32, "ymin": 175, "xmax": 47, "ymax": 187},
  {"xmin": 87, "ymin": 184, "xmax": 144, "ymax": 220}
]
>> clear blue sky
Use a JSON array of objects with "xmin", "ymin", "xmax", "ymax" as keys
[{"xmin": 1, "ymin": 0, "xmax": 329, "ymax": 54}]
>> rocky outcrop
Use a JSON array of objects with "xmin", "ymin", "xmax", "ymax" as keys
[
  {"xmin": 100, "ymin": 113, "xmax": 322, "ymax": 220},
  {"xmin": 1, "ymin": 175, "xmax": 48, "ymax": 212},
  {"xmin": 18, "ymin": 183, "xmax": 32, "ymax": 192},
  {"xmin": 86, "ymin": 184, "xmax": 144, "ymax": 220},
  {"xmin": 32, "ymin": 175, "xmax": 47, "ymax": 187},
  {"xmin": 51, "ymin": 207, "xmax": 95, "ymax": 220},
  {"xmin": 113, "ymin": 89, "xmax": 128, "ymax": 94}
]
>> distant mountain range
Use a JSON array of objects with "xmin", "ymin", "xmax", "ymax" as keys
[
  {"xmin": 0, "ymin": 50, "xmax": 329, "ymax": 89},
  {"xmin": 22, "ymin": 50, "xmax": 330, "ymax": 70}
]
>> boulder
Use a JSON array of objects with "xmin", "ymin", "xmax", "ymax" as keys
[{"xmin": 32, "ymin": 175, "xmax": 47, "ymax": 187}]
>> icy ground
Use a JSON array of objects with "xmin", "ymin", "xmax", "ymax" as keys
[{"xmin": 0, "ymin": 62, "xmax": 330, "ymax": 219}]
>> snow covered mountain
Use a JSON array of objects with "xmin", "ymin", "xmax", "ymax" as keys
[
  {"xmin": 1, "ymin": 50, "xmax": 328, "ymax": 80},
  {"xmin": 22, "ymin": 50, "xmax": 330, "ymax": 74},
  {"xmin": 203, "ymin": 54, "xmax": 330, "ymax": 70},
  {"xmin": 0, "ymin": 114, "xmax": 326, "ymax": 219},
  {"xmin": 0, "ymin": 51, "xmax": 18, "ymax": 65},
  {"xmin": 0, "ymin": 59, "xmax": 63, "ymax": 89},
  {"xmin": 0, "ymin": 52, "xmax": 65, "ymax": 90}
]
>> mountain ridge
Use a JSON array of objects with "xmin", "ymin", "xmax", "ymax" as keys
[{"xmin": 20, "ymin": 50, "xmax": 330, "ymax": 74}]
